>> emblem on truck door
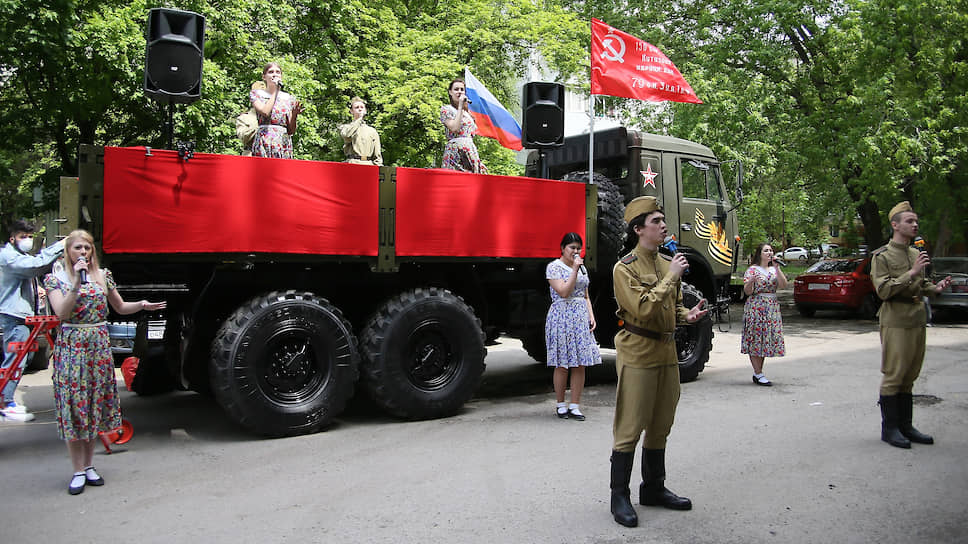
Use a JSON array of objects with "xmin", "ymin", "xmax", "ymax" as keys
[
  {"xmin": 694, "ymin": 208, "xmax": 733, "ymax": 266},
  {"xmin": 641, "ymin": 164, "xmax": 658, "ymax": 188}
]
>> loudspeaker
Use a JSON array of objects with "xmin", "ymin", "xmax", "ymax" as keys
[
  {"xmin": 522, "ymin": 82, "xmax": 565, "ymax": 148},
  {"xmin": 144, "ymin": 8, "xmax": 205, "ymax": 104}
]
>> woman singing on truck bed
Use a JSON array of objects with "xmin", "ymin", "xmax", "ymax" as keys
[
  {"xmin": 250, "ymin": 62, "xmax": 304, "ymax": 159},
  {"xmin": 440, "ymin": 78, "xmax": 487, "ymax": 173}
]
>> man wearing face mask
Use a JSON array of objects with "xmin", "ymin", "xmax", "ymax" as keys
[{"xmin": 1, "ymin": 219, "xmax": 64, "ymax": 421}]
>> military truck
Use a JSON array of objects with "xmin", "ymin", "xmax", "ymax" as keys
[
  {"xmin": 526, "ymin": 127, "xmax": 742, "ymax": 382},
  {"xmin": 60, "ymin": 129, "xmax": 739, "ymax": 437}
]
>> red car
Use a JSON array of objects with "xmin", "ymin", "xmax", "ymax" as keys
[{"xmin": 793, "ymin": 257, "xmax": 880, "ymax": 319}]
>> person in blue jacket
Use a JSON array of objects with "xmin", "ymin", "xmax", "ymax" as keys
[{"xmin": 0, "ymin": 219, "xmax": 64, "ymax": 421}]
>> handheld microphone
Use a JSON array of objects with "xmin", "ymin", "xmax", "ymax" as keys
[
  {"xmin": 662, "ymin": 235, "xmax": 679, "ymax": 254},
  {"xmin": 78, "ymin": 257, "xmax": 88, "ymax": 283},
  {"xmin": 275, "ymin": 79, "xmax": 284, "ymax": 91},
  {"xmin": 914, "ymin": 236, "xmax": 926, "ymax": 252},
  {"xmin": 579, "ymin": 264, "xmax": 587, "ymax": 275}
]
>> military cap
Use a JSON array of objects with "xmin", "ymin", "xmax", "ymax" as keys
[
  {"xmin": 624, "ymin": 196, "xmax": 662, "ymax": 223},
  {"xmin": 888, "ymin": 200, "xmax": 913, "ymax": 220}
]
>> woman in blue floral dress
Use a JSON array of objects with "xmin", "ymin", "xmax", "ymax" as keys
[
  {"xmin": 741, "ymin": 243, "xmax": 788, "ymax": 386},
  {"xmin": 45, "ymin": 230, "xmax": 166, "ymax": 495},
  {"xmin": 250, "ymin": 62, "xmax": 304, "ymax": 158},
  {"xmin": 440, "ymin": 78, "xmax": 487, "ymax": 173},
  {"xmin": 545, "ymin": 233, "xmax": 601, "ymax": 420}
]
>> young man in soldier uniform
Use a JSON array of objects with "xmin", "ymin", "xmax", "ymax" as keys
[
  {"xmin": 871, "ymin": 201, "xmax": 951, "ymax": 449},
  {"xmin": 609, "ymin": 196, "xmax": 708, "ymax": 527},
  {"xmin": 339, "ymin": 96, "xmax": 383, "ymax": 166}
]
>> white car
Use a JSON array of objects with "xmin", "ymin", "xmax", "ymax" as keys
[{"xmin": 782, "ymin": 247, "xmax": 810, "ymax": 260}]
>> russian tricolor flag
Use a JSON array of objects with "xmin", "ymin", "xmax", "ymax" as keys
[{"xmin": 464, "ymin": 68, "xmax": 524, "ymax": 151}]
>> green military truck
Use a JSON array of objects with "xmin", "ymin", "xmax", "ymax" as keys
[
  {"xmin": 59, "ymin": 128, "xmax": 738, "ymax": 438},
  {"xmin": 526, "ymin": 127, "xmax": 742, "ymax": 382}
]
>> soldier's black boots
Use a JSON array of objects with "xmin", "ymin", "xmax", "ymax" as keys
[
  {"xmin": 639, "ymin": 448, "xmax": 692, "ymax": 510},
  {"xmin": 610, "ymin": 450, "xmax": 638, "ymax": 527},
  {"xmin": 897, "ymin": 392, "xmax": 934, "ymax": 444},
  {"xmin": 879, "ymin": 395, "xmax": 911, "ymax": 449}
]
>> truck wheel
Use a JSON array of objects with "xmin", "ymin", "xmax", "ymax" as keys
[
  {"xmin": 676, "ymin": 283, "xmax": 713, "ymax": 383},
  {"xmin": 210, "ymin": 291, "xmax": 360, "ymax": 437},
  {"xmin": 361, "ymin": 288, "xmax": 486, "ymax": 419},
  {"xmin": 561, "ymin": 171, "xmax": 626, "ymax": 267}
]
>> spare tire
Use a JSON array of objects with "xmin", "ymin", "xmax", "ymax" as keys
[
  {"xmin": 676, "ymin": 282, "xmax": 713, "ymax": 383},
  {"xmin": 560, "ymin": 171, "xmax": 626, "ymax": 269}
]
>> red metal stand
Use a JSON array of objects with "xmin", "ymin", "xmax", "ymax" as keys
[
  {"xmin": 3, "ymin": 315, "xmax": 134, "ymax": 452},
  {"xmin": 0, "ymin": 315, "xmax": 59, "ymax": 394}
]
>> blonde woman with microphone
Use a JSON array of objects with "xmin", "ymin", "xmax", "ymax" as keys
[{"xmin": 44, "ymin": 230, "xmax": 166, "ymax": 495}]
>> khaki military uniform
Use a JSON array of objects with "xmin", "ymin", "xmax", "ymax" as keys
[
  {"xmin": 871, "ymin": 240, "xmax": 939, "ymax": 395},
  {"xmin": 612, "ymin": 244, "xmax": 691, "ymax": 452},
  {"xmin": 339, "ymin": 117, "xmax": 383, "ymax": 166}
]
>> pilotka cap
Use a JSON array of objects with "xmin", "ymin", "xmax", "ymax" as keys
[
  {"xmin": 624, "ymin": 196, "xmax": 662, "ymax": 223},
  {"xmin": 888, "ymin": 200, "xmax": 913, "ymax": 220}
]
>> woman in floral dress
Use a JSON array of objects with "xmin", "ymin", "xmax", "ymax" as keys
[
  {"xmin": 741, "ymin": 243, "xmax": 788, "ymax": 386},
  {"xmin": 250, "ymin": 62, "xmax": 304, "ymax": 158},
  {"xmin": 440, "ymin": 78, "xmax": 487, "ymax": 173},
  {"xmin": 545, "ymin": 232, "xmax": 601, "ymax": 420},
  {"xmin": 45, "ymin": 230, "xmax": 166, "ymax": 495}
]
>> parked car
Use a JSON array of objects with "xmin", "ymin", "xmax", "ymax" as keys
[
  {"xmin": 793, "ymin": 256, "xmax": 880, "ymax": 319},
  {"xmin": 810, "ymin": 243, "xmax": 840, "ymax": 258},
  {"xmin": 781, "ymin": 247, "xmax": 810, "ymax": 260},
  {"xmin": 930, "ymin": 257, "xmax": 968, "ymax": 316}
]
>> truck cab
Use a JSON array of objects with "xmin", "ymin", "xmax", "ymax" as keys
[{"xmin": 528, "ymin": 127, "xmax": 740, "ymax": 303}]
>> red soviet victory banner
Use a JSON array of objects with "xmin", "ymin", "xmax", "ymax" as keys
[{"xmin": 590, "ymin": 18, "xmax": 702, "ymax": 104}]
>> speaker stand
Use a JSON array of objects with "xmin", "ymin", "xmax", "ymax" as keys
[
  {"xmin": 537, "ymin": 149, "xmax": 550, "ymax": 180},
  {"xmin": 164, "ymin": 102, "xmax": 174, "ymax": 150}
]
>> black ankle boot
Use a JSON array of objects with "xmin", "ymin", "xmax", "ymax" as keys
[
  {"xmin": 897, "ymin": 392, "xmax": 934, "ymax": 444},
  {"xmin": 640, "ymin": 448, "xmax": 692, "ymax": 510},
  {"xmin": 879, "ymin": 395, "xmax": 911, "ymax": 449},
  {"xmin": 610, "ymin": 450, "xmax": 638, "ymax": 527}
]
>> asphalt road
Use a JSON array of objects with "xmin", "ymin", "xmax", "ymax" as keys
[{"xmin": 2, "ymin": 298, "xmax": 966, "ymax": 544}]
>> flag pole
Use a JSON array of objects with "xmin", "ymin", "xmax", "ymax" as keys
[{"xmin": 588, "ymin": 94, "xmax": 595, "ymax": 185}]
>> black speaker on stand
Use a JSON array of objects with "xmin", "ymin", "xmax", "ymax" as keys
[
  {"xmin": 522, "ymin": 82, "xmax": 565, "ymax": 179},
  {"xmin": 144, "ymin": 8, "xmax": 205, "ymax": 149}
]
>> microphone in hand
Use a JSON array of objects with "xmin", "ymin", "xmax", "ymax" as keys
[
  {"xmin": 661, "ymin": 235, "xmax": 679, "ymax": 254},
  {"xmin": 77, "ymin": 257, "xmax": 88, "ymax": 283}
]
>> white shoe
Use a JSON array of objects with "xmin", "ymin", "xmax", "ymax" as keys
[
  {"xmin": 4, "ymin": 401, "xmax": 28, "ymax": 414},
  {"xmin": 1, "ymin": 405, "xmax": 35, "ymax": 422}
]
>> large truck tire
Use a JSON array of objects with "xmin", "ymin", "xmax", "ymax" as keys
[
  {"xmin": 360, "ymin": 287, "xmax": 486, "ymax": 420},
  {"xmin": 676, "ymin": 283, "xmax": 713, "ymax": 383},
  {"xmin": 561, "ymin": 171, "xmax": 626, "ymax": 268},
  {"xmin": 210, "ymin": 291, "xmax": 360, "ymax": 437}
]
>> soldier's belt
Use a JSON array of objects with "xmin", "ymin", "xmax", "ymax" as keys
[
  {"xmin": 888, "ymin": 295, "xmax": 921, "ymax": 304},
  {"xmin": 346, "ymin": 153, "xmax": 371, "ymax": 161},
  {"xmin": 622, "ymin": 322, "xmax": 674, "ymax": 343}
]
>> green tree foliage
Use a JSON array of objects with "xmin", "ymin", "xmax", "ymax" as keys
[
  {"xmin": 0, "ymin": 0, "xmax": 586, "ymax": 225},
  {"xmin": 561, "ymin": 0, "xmax": 966, "ymax": 255}
]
